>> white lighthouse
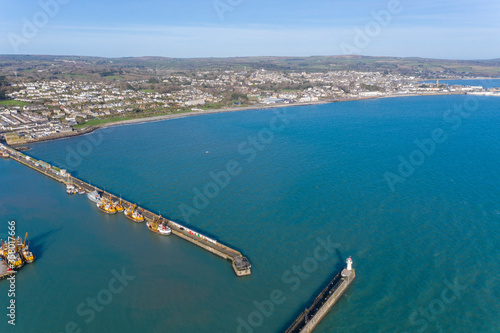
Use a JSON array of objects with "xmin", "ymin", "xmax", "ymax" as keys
[{"xmin": 346, "ymin": 257, "xmax": 353, "ymax": 271}]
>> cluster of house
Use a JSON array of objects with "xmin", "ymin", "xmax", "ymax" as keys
[
  {"xmin": 0, "ymin": 105, "xmax": 72, "ymax": 142},
  {"xmin": 1, "ymin": 70, "xmax": 490, "ymax": 142}
]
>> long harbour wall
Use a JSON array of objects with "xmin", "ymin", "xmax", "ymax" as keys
[
  {"xmin": 285, "ymin": 267, "xmax": 355, "ymax": 333},
  {"xmin": 0, "ymin": 144, "xmax": 251, "ymax": 276}
]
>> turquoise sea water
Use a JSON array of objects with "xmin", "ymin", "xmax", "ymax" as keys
[{"xmin": 1, "ymin": 94, "xmax": 499, "ymax": 332}]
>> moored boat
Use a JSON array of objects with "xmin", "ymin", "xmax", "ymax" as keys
[
  {"xmin": 66, "ymin": 184, "xmax": 77, "ymax": 194},
  {"xmin": 147, "ymin": 215, "xmax": 171, "ymax": 235},
  {"xmin": 87, "ymin": 190, "xmax": 102, "ymax": 203},
  {"xmin": 7, "ymin": 252, "xmax": 24, "ymax": 270},
  {"xmin": 158, "ymin": 222, "xmax": 172, "ymax": 235},
  {"xmin": 21, "ymin": 247, "xmax": 35, "ymax": 263},
  {"xmin": 1, "ymin": 151, "xmax": 9, "ymax": 158},
  {"xmin": 124, "ymin": 204, "xmax": 145, "ymax": 222},
  {"xmin": 113, "ymin": 198, "xmax": 125, "ymax": 212},
  {"xmin": 20, "ymin": 233, "xmax": 35, "ymax": 263},
  {"xmin": 97, "ymin": 198, "xmax": 117, "ymax": 214}
]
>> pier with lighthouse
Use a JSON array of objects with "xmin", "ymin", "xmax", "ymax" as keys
[{"xmin": 285, "ymin": 257, "xmax": 356, "ymax": 333}]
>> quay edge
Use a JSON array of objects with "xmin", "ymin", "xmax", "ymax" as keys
[{"xmin": 0, "ymin": 143, "xmax": 251, "ymax": 277}]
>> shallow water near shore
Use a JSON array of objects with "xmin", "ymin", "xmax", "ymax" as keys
[{"xmin": 1, "ymin": 94, "xmax": 499, "ymax": 332}]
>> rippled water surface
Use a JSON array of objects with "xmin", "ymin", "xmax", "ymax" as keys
[{"xmin": 1, "ymin": 94, "xmax": 499, "ymax": 332}]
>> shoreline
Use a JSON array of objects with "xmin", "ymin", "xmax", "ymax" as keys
[{"xmin": 9, "ymin": 92, "xmax": 465, "ymax": 146}]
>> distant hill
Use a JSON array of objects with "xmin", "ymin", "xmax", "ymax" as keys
[{"xmin": 0, "ymin": 55, "xmax": 499, "ymax": 82}]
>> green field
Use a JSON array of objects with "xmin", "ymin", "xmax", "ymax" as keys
[
  {"xmin": 0, "ymin": 100, "xmax": 28, "ymax": 107},
  {"xmin": 73, "ymin": 116, "xmax": 135, "ymax": 128},
  {"xmin": 73, "ymin": 110, "xmax": 196, "ymax": 129}
]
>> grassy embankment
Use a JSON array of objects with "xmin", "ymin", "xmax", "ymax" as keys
[
  {"xmin": 0, "ymin": 100, "xmax": 28, "ymax": 107},
  {"xmin": 73, "ymin": 116, "xmax": 136, "ymax": 129},
  {"xmin": 73, "ymin": 109, "xmax": 193, "ymax": 129}
]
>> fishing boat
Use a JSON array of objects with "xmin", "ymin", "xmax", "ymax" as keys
[
  {"xmin": 113, "ymin": 198, "xmax": 124, "ymax": 212},
  {"xmin": 15, "ymin": 235, "xmax": 25, "ymax": 251},
  {"xmin": 20, "ymin": 233, "xmax": 35, "ymax": 263},
  {"xmin": 76, "ymin": 187, "xmax": 86, "ymax": 195},
  {"xmin": 1, "ymin": 151, "xmax": 9, "ymax": 158},
  {"xmin": 21, "ymin": 247, "xmax": 35, "ymax": 263},
  {"xmin": 147, "ymin": 215, "xmax": 171, "ymax": 235},
  {"xmin": 124, "ymin": 204, "xmax": 145, "ymax": 223},
  {"xmin": 97, "ymin": 198, "xmax": 117, "ymax": 214},
  {"xmin": 66, "ymin": 184, "xmax": 77, "ymax": 194},
  {"xmin": 158, "ymin": 221, "xmax": 172, "ymax": 235},
  {"xmin": 66, "ymin": 178, "xmax": 77, "ymax": 195},
  {"xmin": 87, "ymin": 190, "xmax": 102, "ymax": 203},
  {"xmin": 7, "ymin": 252, "xmax": 24, "ymax": 270}
]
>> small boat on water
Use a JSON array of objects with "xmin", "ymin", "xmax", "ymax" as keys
[
  {"xmin": 147, "ymin": 215, "xmax": 171, "ymax": 235},
  {"xmin": 1, "ymin": 151, "xmax": 9, "ymax": 158},
  {"xmin": 87, "ymin": 190, "xmax": 102, "ymax": 203},
  {"xmin": 124, "ymin": 204, "xmax": 145, "ymax": 223},
  {"xmin": 76, "ymin": 187, "xmax": 86, "ymax": 195},
  {"xmin": 97, "ymin": 198, "xmax": 117, "ymax": 214}
]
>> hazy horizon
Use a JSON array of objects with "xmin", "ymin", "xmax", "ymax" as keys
[
  {"xmin": 0, "ymin": 54, "xmax": 499, "ymax": 62},
  {"xmin": 1, "ymin": 0, "xmax": 498, "ymax": 59}
]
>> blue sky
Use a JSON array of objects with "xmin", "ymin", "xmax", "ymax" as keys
[{"xmin": 0, "ymin": 0, "xmax": 498, "ymax": 59}]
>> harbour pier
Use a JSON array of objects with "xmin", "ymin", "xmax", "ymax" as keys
[
  {"xmin": 285, "ymin": 257, "xmax": 355, "ymax": 333},
  {"xmin": 0, "ymin": 144, "xmax": 251, "ymax": 276},
  {"xmin": 0, "ymin": 260, "xmax": 16, "ymax": 280}
]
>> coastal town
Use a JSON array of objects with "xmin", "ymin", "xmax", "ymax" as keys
[{"xmin": 0, "ymin": 68, "xmax": 491, "ymax": 145}]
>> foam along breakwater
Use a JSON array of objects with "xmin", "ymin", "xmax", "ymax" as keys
[
  {"xmin": 285, "ymin": 257, "xmax": 355, "ymax": 333},
  {"xmin": 0, "ymin": 143, "xmax": 251, "ymax": 277}
]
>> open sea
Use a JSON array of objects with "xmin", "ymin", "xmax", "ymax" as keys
[{"xmin": 1, "ymin": 93, "xmax": 499, "ymax": 332}]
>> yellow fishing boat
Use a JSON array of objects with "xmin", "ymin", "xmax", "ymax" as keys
[
  {"xmin": 0, "ymin": 233, "xmax": 36, "ymax": 272},
  {"xmin": 7, "ymin": 252, "xmax": 24, "ymax": 270},
  {"xmin": 114, "ymin": 198, "xmax": 124, "ymax": 212},
  {"xmin": 20, "ymin": 233, "xmax": 35, "ymax": 263},
  {"xmin": 124, "ymin": 204, "xmax": 145, "ymax": 223},
  {"xmin": 147, "ymin": 215, "xmax": 172, "ymax": 235},
  {"xmin": 97, "ymin": 197, "xmax": 117, "ymax": 214}
]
